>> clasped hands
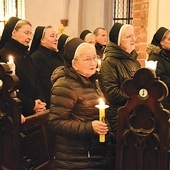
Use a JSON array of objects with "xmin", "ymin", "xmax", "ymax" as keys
[
  {"xmin": 34, "ymin": 99, "xmax": 46, "ymax": 113},
  {"xmin": 21, "ymin": 99, "xmax": 46, "ymax": 124}
]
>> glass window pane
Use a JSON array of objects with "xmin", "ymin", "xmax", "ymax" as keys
[
  {"xmin": 17, "ymin": 0, "xmax": 25, "ymax": 18},
  {"xmin": 0, "ymin": 0, "xmax": 5, "ymax": 20},
  {"xmin": 113, "ymin": 0, "xmax": 133, "ymax": 24},
  {"xmin": 5, "ymin": 0, "xmax": 16, "ymax": 21},
  {"xmin": 0, "ymin": 22, "xmax": 4, "ymax": 37},
  {"xmin": 0, "ymin": 0, "xmax": 25, "ymax": 37}
]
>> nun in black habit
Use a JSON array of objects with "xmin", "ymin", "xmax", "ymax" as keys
[
  {"xmin": 30, "ymin": 25, "xmax": 64, "ymax": 108},
  {"xmin": 0, "ymin": 17, "xmax": 46, "ymax": 116},
  {"xmin": 147, "ymin": 27, "xmax": 170, "ymax": 110}
]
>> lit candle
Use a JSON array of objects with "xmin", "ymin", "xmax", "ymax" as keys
[
  {"xmin": 95, "ymin": 98, "xmax": 109, "ymax": 142},
  {"xmin": 7, "ymin": 55, "xmax": 15, "ymax": 74},
  {"xmin": 96, "ymin": 58, "xmax": 101, "ymax": 72}
]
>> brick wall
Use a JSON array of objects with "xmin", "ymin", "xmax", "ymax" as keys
[{"xmin": 133, "ymin": 0, "xmax": 149, "ymax": 60}]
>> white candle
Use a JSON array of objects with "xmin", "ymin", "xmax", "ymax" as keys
[
  {"xmin": 95, "ymin": 98, "xmax": 109, "ymax": 142},
  {"xmin": 7, "ymin": 55, "xmax": 15, "ymax": 74}
]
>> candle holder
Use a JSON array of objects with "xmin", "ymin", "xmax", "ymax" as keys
[{"xmin": 95, "ymin": 98, "xmax": 109, "ymax": 142}]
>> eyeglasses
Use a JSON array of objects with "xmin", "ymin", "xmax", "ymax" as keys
[
  {"xmin": 74, "ymin": 55, "xmax": 99, "ymax": 63},
  {"xmin": 123, "ymin": 34, "xmax": 136, "ymax": 39}
]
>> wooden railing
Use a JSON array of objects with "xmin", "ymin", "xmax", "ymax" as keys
[
  {"xmin": 0, "ymin": 63, "xmax": 54, "ymax": 170},
  {"xmin": 116, "ymin": 68, "xmax": 170, "ymax": 170}
]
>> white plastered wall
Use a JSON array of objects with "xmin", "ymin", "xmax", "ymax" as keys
[
  {"xmin": 147, "ymin": 0, "xmax": 170, "ymax": 44},
  {"xmin": 25, "ymin": 0, "xmax": 112, "ymax": 37}
]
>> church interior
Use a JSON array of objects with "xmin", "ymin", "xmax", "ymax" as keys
[{"xmin": 0, "ymin": 0, "xmax": 170, "ymax": 169}]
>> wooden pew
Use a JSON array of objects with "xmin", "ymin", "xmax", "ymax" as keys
[
  {"xmin": 116, "ymin": 68, "xmax": 169, "ymax": 170},
  {"xmin": 0, "ymin": 63, "xmax": 54, "ymax": 170},
  {"xmin": 21, "ymin": 109, "xmax": 54, "ymax": 170},
  {"xmin": 0, "ymin": 62, "xmax": 22, "ymax": 170}
]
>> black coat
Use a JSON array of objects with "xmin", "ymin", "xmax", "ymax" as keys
[
  {"xmin": 95, "ymin": 42, "xmax": 106, "ymax": 59},
  {"xmin": 0, "ymin": 38, "xmax": 45, "ymax": 116},
  {"xmin": 100, "ymin": 42, "xmax": 141, "ymax": 132},
  {"xmin": 31, "ymin": 45, "xmax": 64, "ymax": 108},
  {"xmin": 49, "ymin": 66, "xmax": 114, "ymax": 169},
  {"xmin": 148, "ymin": 45, "xmax": 170, "ymax": 109}
]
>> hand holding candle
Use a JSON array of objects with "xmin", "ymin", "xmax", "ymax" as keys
[
  {"xmin": 95, "ymin": 98, "xmax": 109, "ymax": 142},
  {"xmin": 7, "ymin": 55, "xmax": 15, "ymax": 74}
]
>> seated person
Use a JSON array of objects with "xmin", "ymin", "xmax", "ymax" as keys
[{"xmin": 49, "ymin": 38, "xmax": 114, "ymax": 169}]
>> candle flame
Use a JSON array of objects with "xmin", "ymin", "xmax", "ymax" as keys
[
  {"xmin": 95, "ymin": 98, "xmax": 109, "ymax": 109},
  {"xmin": 99, "ymin": 98, "xmax": 105, "ymax": 106},
  {"xmin": 98, "ymin": 59, "xmax": 101, "ymax": 65},
  {"xmin": 9, "ymin": 55, "xmax": 14, "ymax": 63},
  {"xmin": 96, "ymin": 58, "xmax": 102, "ymax": 72}
]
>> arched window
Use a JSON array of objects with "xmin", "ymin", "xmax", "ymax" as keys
[
  {"xmin": 113, "ymin": 0, "xmax": 133, "ymax": 24},
  {"xmin": 0, "ymin": 0, "xmax": 25, "ymax": 36}
]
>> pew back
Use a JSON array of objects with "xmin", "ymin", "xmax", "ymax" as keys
[
  {"xmin": 0, "ymin": 63, "xmax": 54, "ymax": 170},
  {"xmin": 116, "ymin": 68, "xmax": 169, "ymax": 170}
]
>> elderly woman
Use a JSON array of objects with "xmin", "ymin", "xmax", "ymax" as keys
[
  {"xmin": 100, "ymin": 22, "xmax": 141, "ymax": 169},
  {"xmin": 147, "ymin": 27, "xmax": 170, "ymax": 110},
  {"xmin": 49, "ymin": 38, "xmax": 114, "ymax": 169},
  {"xmin": 30, "ymin": 25, "xmax": 64, "ymax": 108}
]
